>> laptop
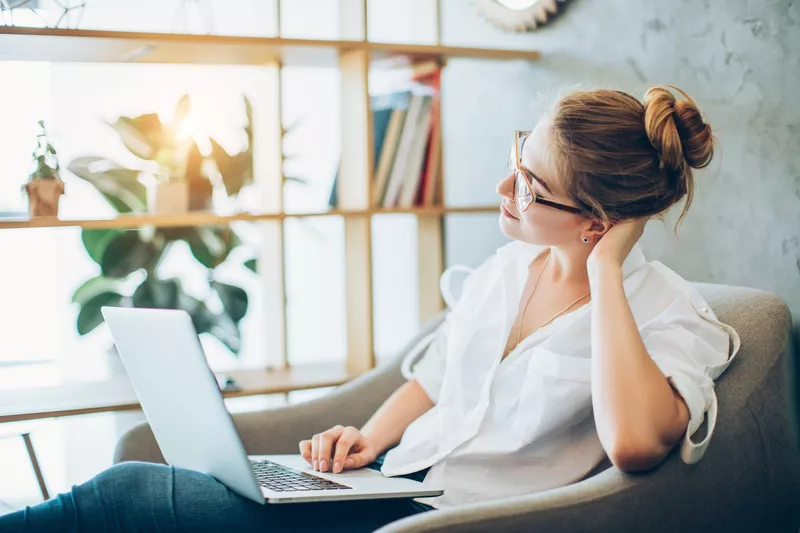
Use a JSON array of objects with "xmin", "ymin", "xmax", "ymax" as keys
[{"xmin": 101, "ymin": 306, "xmax": 443, "ymax": 505}]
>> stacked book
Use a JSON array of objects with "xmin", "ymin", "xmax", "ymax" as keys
[{"xmin": 329, "ymin": 65, "xmax": 441, "ymax": 210}]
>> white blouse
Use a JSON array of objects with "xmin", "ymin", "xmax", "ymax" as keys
[{"xmin": 380, "ymin": 240, "xmax": 740, "ymax": 510}]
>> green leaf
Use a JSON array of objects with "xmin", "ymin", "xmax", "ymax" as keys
[
  {"xmin": 211, "ymin": 281, "xmax": 248, "ymax": 323},
  {"xmin": 244, "ymin": 258, "xmax": 256, "ymax": 273},
  {"xmin": 109, "ymin": 114, "xmax": 164, "ymax": 160},
  {"xmin": 158, "ymin": 226, "xmax": 239, "ymax": 269},
  {"xmin": 182, "ymin": 226, "xmax": 239, "ymax": 269},
  {"xmin": 68, "ymin": 157, "xmax": 146, "ymax": 213},
  {"xmin": 72, "ymin": 275, "xmax": 125, "ymax": 305},
  {"xmin": 100, "ymin": 231, "xmax": 158, "ymax": 278},
  {"xmin": 182, "ymin": 296, "xmax": 242, "ymax": 355},
  {"xmin": 210, "ymin": 138, "xmax": 252, "ymax": 196},
  {"xmin": 76, "ymin": 291, "xmax": 123, "ymax": 335},
  {"xmin": 132, "ymin": 278, "xmax": 181, "ymax": 309},
  {"xmin": 82, "ymin": 228, "xmax": 125, "ymax": 266}
]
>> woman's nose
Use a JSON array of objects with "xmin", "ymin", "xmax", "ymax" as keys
[{"xmin": 497, "ymin": 171, "xmax": 515, "ymax": 200}]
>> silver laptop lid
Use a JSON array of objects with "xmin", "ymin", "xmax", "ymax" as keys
[{"xmin": 101, "ymin": 306, "xmax": 263, "ymax": 503}]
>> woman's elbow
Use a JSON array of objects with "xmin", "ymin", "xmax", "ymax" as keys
[{"xmin": 607, "ymin": 439, "xmax": 672, "ymax": 473}]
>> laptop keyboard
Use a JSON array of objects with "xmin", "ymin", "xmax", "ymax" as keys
[{"xmin": 250, "ymin": 459, "xmax": 353, "ymax": 492}]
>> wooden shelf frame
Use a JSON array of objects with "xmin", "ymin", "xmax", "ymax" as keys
[
  {"xmin": 0, "ymin": 26, "xmax": 542, "ymax": 66},
  {"xmin": 0, "ymin": 0, "xmax": 535, "ymax": 419},
  {"xmin": 0, "ymin": 206, "xmax": 499, "ymax": 230},
  {"xmin": 0, "ymin": 363, "xmax": 355, "ymax": 424}
]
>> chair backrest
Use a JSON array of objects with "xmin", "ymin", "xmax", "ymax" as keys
[
  {"xmin": 656, "ymin": 283, "xmax": 798, "ymax": 528},
  {"xmin": 400, "ymin": 283, "xmax": 799, "ymax": 529},
  {"xmin": 584, "ymin": 283, "xmax": 798, "ymax": 527}
]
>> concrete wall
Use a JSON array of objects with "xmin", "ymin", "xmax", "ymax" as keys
[{"xmin": 441, "ymin": 0, "xmax": 800, "ymax": 316}]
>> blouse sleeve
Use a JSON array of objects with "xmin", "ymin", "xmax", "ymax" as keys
[
  {"xmin": 640, "ymin": 289, "xmax": 740, "ymax": 464},
  {"xmin": 401, "ymin": 265, "xmax": 475, "ymax": 405},
  {"xmin": 407, "ymin": 319, "xmax": 449, "ymax": 404}
]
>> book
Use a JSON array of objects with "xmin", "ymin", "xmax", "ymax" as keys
[
  {"xmin": 371, "ymin": 92, "xmax": 409, "ymax": 168},
  {"xmin": 382, "ymin": 88, "xmax": 434, "ymax": 208},
  {"xmin": 397, "ymin": 94, "xmax": 434, "ymax": 208},
  {"xmin": 420, "ymin": 112, "xmax": 441, "ymax": 206},
  {"xmin": 372, "ymin": 97, "xmax": 411, "ymax": 207},
  {"xmin": 417, "ymin": 69, "xmax": 442, "ymax": 206},
  {"xmin": 329, "ymin": 91, "xmax": 410, "ymax": 209}
]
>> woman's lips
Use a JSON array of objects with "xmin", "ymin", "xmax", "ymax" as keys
[{"xmin": 501, "ymin": 203, "xmax": 519, "ymax": 220}]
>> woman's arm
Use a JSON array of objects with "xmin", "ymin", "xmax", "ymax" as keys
[
  {"xmin": 590, "ymin": 260, "xmax": 690, "ymax": 472},
  {"xmin": 586, "ymin": 219, "xmax": 691, "ymax": 472},
  {"xmin": 359, "ymin": 379, "xmax": 435, "ymax": 456},
  {"xmin": 302, "ymin": 379, "xmax": 434, "ymax": 473}
]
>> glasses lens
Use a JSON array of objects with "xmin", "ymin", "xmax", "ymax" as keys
[
  {"xmin": 515, "ymin": 170, "xmax": 532, "ymax": 212},
  {"xmin": 517, "ymin": 132, "xmax": 527, "ymax": 162}
]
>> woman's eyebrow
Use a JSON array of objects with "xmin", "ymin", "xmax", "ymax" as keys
[
  {"xmin": 518, "ymin": 134, "xmax": 554, "ymax": 194},
  {"xmin": 520, "ymin": 164, "xmax": 553, "ymax": 194}
]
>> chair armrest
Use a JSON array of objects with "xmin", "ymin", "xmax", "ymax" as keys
[
  {"xmin": 114, "ymin": 313, "xmax": 445, "ymax": 464},
  {"xmin": 113, "ymin": 359, "xmax": 407, "ymax": 464},
  {"xmin": 377, "ymin": 459, "xmax": 767, "ymax": 533}
]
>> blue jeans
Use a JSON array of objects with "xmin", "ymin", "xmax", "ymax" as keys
[{"xmin": 0, "ymin": 458, "xmax": 435, "ymax": 532}]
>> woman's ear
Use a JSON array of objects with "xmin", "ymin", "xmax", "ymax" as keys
[{"xmin": 587, "ymin": 218, "xmax": 612, "ymax": 241}]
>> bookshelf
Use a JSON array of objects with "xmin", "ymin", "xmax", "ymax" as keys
[{"xmin": 0, "ymin": 2, "xmax": 539, "ymax": 411}]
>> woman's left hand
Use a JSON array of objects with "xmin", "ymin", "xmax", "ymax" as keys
[{"xmin": 588, "ymin": 218, "xmax": 649, "ymax": 269}]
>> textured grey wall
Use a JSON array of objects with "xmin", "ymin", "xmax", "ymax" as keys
[{"xmin": 441, "ymin": 0, "xmax": 800, "ymax": 316}]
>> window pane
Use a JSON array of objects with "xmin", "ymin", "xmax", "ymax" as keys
[
  {"xmin": 371, "ymin": 214, "xmax": 418, "ymax": 363},
  {"xmin": 281, "ymin": 66, "xmax": 340, "ymax": 214},
  {"xmin": 0, "ymin": 62, "xmax": 275, "ymax": 219},
  {"xmin": 0, "ymin": 223, "xmax": 263, "ymax": 382},
  {"xmin": 0, "ymin": 227, "xmax": 103, "ymax": 368},
  {"xmin": 283, "ymin": 216, "xmax": 346, "ymax": 366}
]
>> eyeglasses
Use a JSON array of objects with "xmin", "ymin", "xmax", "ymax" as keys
[{"xmin": 510, "ymin": 130, "xmax": 582, "ymax": 215}]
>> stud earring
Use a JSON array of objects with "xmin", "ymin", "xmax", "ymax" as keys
[{"xmin": 582, "ymin": 236, "xmax": 590, "ymax": 244}]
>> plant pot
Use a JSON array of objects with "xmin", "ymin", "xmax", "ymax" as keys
[
  {"xmin": 188, "ymin": 175, "xmax": 214, "ymax": 212},
  {"xmin": 149, "ymin": 179, "xmax": 189, "ymax": 215},
  {"xmin": 24, "ymin": 178, "xmax": 65, "ymax": 217}
]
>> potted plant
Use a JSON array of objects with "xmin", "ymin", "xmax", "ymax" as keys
[
  {"xmin": 65, "ymin": 95, "xmax": 256, "ymax": 354},
  {"xmin": 69, "ymin": 94, "xmax": 256, "ymax": 216},
  {"xmin": 23, "ymin": 120, "xmax": 65, "ymax": 217},
  {"xmin": 66, "ymin": 94, "xmax": 304, "ymax": 356}
]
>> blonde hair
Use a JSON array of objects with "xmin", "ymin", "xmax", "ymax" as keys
[{"xmin": 549, "ymin": 84, "xmax": 714, "ymax": 228}]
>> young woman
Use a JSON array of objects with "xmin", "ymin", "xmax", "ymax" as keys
[{"xmin": 0, "ymin": 85, "xmax": 738, "ymax": 532}]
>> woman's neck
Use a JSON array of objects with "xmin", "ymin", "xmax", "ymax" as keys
[{"xmin": 545, "ymin": 243, "xmax": 593, "ymax": 284}]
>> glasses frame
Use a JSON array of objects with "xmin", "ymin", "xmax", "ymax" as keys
[{"xmin": 513, "ymin": 130, "xmax": 582, "ymax": 215}]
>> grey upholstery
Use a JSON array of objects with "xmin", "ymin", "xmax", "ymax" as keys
[{"xmin": 114, "ymin": 284, "xmax": 800, "ymax": 532}]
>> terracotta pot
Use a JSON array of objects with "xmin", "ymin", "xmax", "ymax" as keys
[
  {"xmin": 150, "ymin": 179, "xmax": 189, "ymax": 214},
  {"xmin": 25, "ymin": 179, "xmax": 65, "ymax": 217}
]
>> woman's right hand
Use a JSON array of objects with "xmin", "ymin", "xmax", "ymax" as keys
[{"xmin": 299, "ymin": 425, "xmax": 379, "ymax": 474}]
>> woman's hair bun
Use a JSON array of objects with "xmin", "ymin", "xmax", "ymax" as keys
[{"xmin": 643, "ymin": 85, "xmax": 714, "ymax": 172}]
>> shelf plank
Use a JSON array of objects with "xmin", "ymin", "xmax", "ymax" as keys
[
  {"xmin": 0, "ymin": 27, "xmax": 541, "ymax": 66},
  {"xmin": 0, "ymin": 364, "xmax": 356, "ymax": 424},
  {"xmin": 0, "ymin": 205, "xmax": 499, "ymax": 230}
]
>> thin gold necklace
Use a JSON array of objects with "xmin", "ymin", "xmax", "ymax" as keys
[{"xmin": 515, "ymin": 251, "xmax": 592, "ymax": 346}]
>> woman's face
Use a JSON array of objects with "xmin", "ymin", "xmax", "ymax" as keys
[{"xmin": 496, "ymin": 117, "xmax": 588, "ymax": 246}]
